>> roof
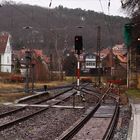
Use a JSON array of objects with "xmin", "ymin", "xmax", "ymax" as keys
[
  {"xmin": 0, "ymin": 33, "xmax": 9, "ymax": 54},
  {"xmin": 112, "ymin": 44, "xmax": 127, "ymax": 63},
  {"xmin": 113, "ymin": 44, "xmax": 127, "ymax": 55},
  {"xmin": 33, "ymin": 49, "xmax": 43, "ymax": 57},
  {"xmin": 117, "ymin": 54, "xmax": 127, "ymax": 63},
  {"xmin": 100, "ymin": 48, "xmax": 110, "ymax": 58},
  {"xmin": 84, "ymin": 53, "xmax": 96, "ymax": 57},
  {"xmin": 13, "ymin": 49, "xmax": 49, "ymax": 64},
  {"xmin": 101, "ymin": 44, "xmax": 127, "ymax": 63}
]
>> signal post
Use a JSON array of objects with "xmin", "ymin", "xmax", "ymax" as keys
[{"xmin": 74, "ymin": 36, "xmax": 83, "ymax": 95}]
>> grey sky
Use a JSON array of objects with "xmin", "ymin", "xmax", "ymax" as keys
[{"xmin": 2, "ymin": 0, "xmax": 127, "ymax": 17}]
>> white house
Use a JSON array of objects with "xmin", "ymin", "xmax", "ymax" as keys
[
  {"xmin": 0, "ymin": 32, "xmax": 12, "ymax": 73},
  {"xmin": 84, "ymin": 53, "xmax": 97, "ymax": 69}
]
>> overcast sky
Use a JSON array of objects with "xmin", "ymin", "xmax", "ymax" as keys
[{"xmin": 3, "ymin": 0, "xmax": 127, "ymax": 17}]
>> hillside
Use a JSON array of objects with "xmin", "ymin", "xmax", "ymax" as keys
[{"xmin": 0, "ymin": 3, "xmax": 129, "ymax": 54}]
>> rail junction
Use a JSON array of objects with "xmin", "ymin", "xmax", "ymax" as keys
[{"xmin": 0, "ymin": 83, "xmax": 130, "ymax": 139}]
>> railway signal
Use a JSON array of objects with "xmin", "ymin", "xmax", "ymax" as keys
[
  {"xmin": 124, "ymin": 23, "xmax": 133, "ymax": 47},
  {"xmin": 74, "ymin": 36, "xmax": 83, "ymax": 95},
  {"xmin": 75, "ymin": 35, "xmax": 83, "ymax": 55},
  {"xmin": 74, "ymin": 35, "xmax": 85, "ymax": 101}
]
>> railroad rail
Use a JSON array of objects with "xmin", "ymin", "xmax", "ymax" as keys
[
  {"xmin": 0, "ymin": 89, "xmax": 78, "ymax": 131},
  {"xmin": 56, "ymin": 88, "xmax": 119, "ymax": 140},
  {"xmin": 103, "ymin": 100, "xmax": 119, "ymax": 140},
  {"xmin": 0, "ymin": 87, "xmax": 73, "ymax": 118},
  {"xmin": 0, "ymin": 82, "xmax": 95, "ymax": 132},
  {"xmin": 0, "ymin": 83, "xmax": 120, "ymax": 139}
]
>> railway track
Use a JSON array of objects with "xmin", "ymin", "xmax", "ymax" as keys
[
  {"xmin": 0, "ymin": 83, "xmax": 121, "ymax": 139},
  {"xmin": 0, "ymin": 83, "xmax": 95, "ymax": 131},
  {"xmin": 0, "ymin": 86, "xmax": 73, "ymax": 118},
  {"xmin": 56, "ymin": 87, "xmax": 120, "ymax": 140},
  {"xmin": 0, "ymin": 87, "xmax": 76, "ymax": 130}
]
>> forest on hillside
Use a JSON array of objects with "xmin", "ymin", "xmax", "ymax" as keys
[{"xmin": 0, "ymin": 2, "xmax": 129, "ymax": 55}]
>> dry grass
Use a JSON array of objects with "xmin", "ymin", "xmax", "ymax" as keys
[
  {"xmin": 34, "ymin": 81, "xmax": 70, "ymax": 88},
  {"xmin": 0, "ymin": 83, "xmax": 24, "ymax": 89},
  {"xmin": 0, "ymin": 93, "xmax": 27, "ymax": 103},
  {"xmin": 0, "ymin": 80, "xmax": 71, "ymax": 103},
  {"xmin": 126, "ymin": 89, "xmax": 140, "ymax": 99}
]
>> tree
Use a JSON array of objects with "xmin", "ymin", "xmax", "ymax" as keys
[
  {"xmin": 122, "ymin": 0, "xmax": 140, "ymax": 42},
  {"xmin": 63, "ymin": 52, "xmax": 77, "ymax": 76},
  {"xmin": 0, "ymin": 3, "xmax": 128, "ymax": 53},
  {"xmin": 122, "ymin": 0, "xmax": 140, "ymax": 18},
  {"xmin": 14, "ymin": 58, "xmax": 21, "ymax": 73}
]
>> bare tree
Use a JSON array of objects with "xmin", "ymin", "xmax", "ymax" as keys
[{"xmin": 122, "ymin": 0, "xmax": 140, "ymax": 15}]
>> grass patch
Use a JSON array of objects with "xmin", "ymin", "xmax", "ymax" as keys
[
  {"xmin": 0, "ymin": 83, "xmax": 24, "ymax": 90},
  {"xmin": 0, "ymin": 79, "xmax": 71, "ymax": 90},
  {"xmin": 0, "ymin": 80, "xmax": 71, "ymax": 103},
  {"xmin": 0, "ymin": 93, "xmax": 27, "ymax": 103},
  {"xmin": 126, "ymin": 89, "xmax": 140, "ymax": 99},
  {"xmin": 34, "ymin": 80, "xmax": 71, "ymax": 88}
]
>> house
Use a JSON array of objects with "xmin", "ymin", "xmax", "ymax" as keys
[
  {"xmin": 0, "ymin": 32, "xmax": 12, "ymax": 73},
  {"xmin": 101, "ymin": 44, "xmax": 127, "ymax": 80},
  {"xmin": 13, "ymin": 49, "xmax": 50, "ymax": 81},
  {"xmin": 84, "ymin": 53, "xmax": 97, "ymax": 69},
  {"xmin": 81, "ymin": 53, "xmax": 101, "ymax": 75}
]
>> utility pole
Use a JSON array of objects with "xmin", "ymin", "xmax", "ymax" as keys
[
  {"xmin": 31, "ymin": 62, "xmax": 35, "ymax": 93},
  {"xmin": 50, "ymin": 27, "xmax": 67, "ymax": 81},
  {"xmin": 54, "ymin": 34, "xmax": 61, "ymax": 80},
  {"xmin": 25, "ymin": 50, "xmax": 31, "ymax": 93},
  {"xmin": 97, "ymin": 26, "xmax": 101, "ymax": 86},
  {"xmin": 50, "ymin": 54, "xmax": 53, "ymax": 80}
]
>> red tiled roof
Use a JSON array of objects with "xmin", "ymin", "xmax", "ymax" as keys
[
  {"xmin": 0, "ymin": 33, "xmax": 9, "ymax": 54},
  {"xmin": 33, "ymin": 49, "xmax": 43, "ymax": 57},
  {"xmin": 43, "ymin": 55, "xmax": 49, "ymax": 63},
  {"xmin": 100, "ymin": 48, "xmax": 110, "ymax": 58},
  {"xmin": 101, "ymin": 44, "xmax": 127, "ymax": 63},
  {"xmin": 13, "ymin": 49, "xmax": 49, "ymax": 63},
  {"xmin": 117, "ymin": 55, "xmax": 127, "ymax": 63},
  {"xmin": 113, "ymin": 45, "xmax": 127, "ymax": 63}
]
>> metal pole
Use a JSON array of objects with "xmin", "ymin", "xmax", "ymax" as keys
[
  {"xmin": 127, "ymin": 47, "xmax": 130, "ymax": 88},
  {"xmin": 25, "ymin": 50, "xmax": 31, "ymax": 93},
  {"xmin": 32, "ymin": 64, "xmax": 35, "ymax": 93},
  {"xmin": 77, "ymin": 55, "xmax": 80, "ymax": 95},
  {"xmin": 55, "ymin": 33, "xmax": 61, "ymax": 80},
  {"xmin": 97, "ymin": 26, "xmax": 101, "ymax": 86},
  {"xmin": 25, "ymin": 65, "xmax": 29, "ymax": 93},
  {"xmin": 50, "ymin": 54, "xmax": 53, "ymax": 80}
]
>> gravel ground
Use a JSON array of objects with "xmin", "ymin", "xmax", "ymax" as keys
[
  {"xmin": 0, "ymin": 108, "xmax": 86, "ymax": 140},
  {"xmin": 0, "ymin": 105, "xmax": 21, "ymax": 114},
  {"xmin": 0, "ymin": 85, "xmax": 119, "ymax": 140},
  {"xmin": 58, "ymin": 91, "xmax": 98, "ymax": 107},
  {"xmin": 0, "ymin": 88, "xmax": 97, "ymax": 140},
  {"xmin": 113, "ymin": 105, "xmax": 131, "ymax": 140},
  {"xmin": 72, "ymin": 118, "xmax": 111, "ymax": 140},
  {"xmin": 0, "ymin": 107, "xmax": 41, "ymax": 126}
]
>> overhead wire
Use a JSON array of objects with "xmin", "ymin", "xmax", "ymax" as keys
[
  {"xmin": 2, "ymin": 0, "xmax": 116, "ymax": 46},
  {"xmin": 98, "ymin": 0, "xmax": 114, "ymax": 47}
]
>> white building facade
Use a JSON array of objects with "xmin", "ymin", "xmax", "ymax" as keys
[
  {"xmin": 0, "ymin": 32, "xmax": 12, "ymax": 73},
  {"xmin": 85, "ymin": 53, "xmax": 96, "ymax": 69}
]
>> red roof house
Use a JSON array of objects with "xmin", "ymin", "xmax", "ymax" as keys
[{"xmin": 13, "ymin": 49, "xmax": 50, "ymax": 81}]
